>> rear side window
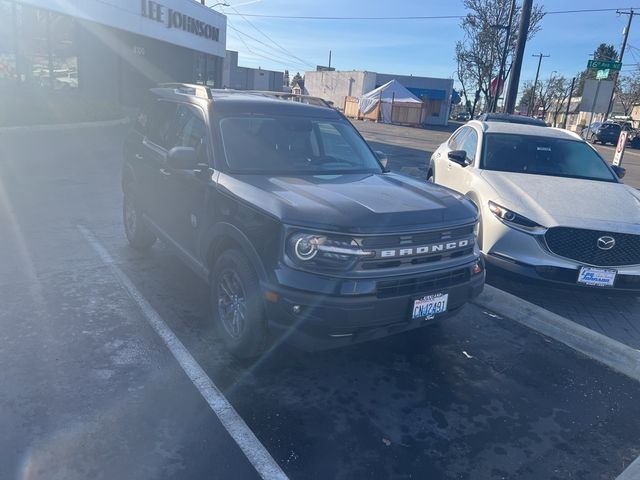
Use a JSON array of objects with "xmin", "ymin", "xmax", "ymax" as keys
[{"xmin": 147, "ymin": 101, "xmax": 177, "ymax": 149}]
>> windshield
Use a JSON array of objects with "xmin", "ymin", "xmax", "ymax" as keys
[
  {"xmin": 482, "ymin": 133, "xmax": 617, "ymax": 182},
  {"xmin": 219, "ymin": 115, "xmax": 382, "ymax": 174}
]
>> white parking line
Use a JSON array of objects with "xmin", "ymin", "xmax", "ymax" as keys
[{"xmin": 77, "ymin": 225, "xmax": 288, "ymax": 480}]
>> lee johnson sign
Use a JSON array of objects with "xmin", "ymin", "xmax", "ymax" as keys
[{"xmin": 140, "ymin": 0, "xmax": 220, "ymax": 42}]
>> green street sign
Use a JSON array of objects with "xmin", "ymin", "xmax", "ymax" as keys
[
  {"xmin": 587, "ymin": 59, "xmax": 622, "ymax": 71},
  {"xmin": 596, "ymin": 69, "xmax": 610, "ymax": 80}
]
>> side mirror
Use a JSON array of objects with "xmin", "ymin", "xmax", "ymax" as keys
[
  {"xmin": 612, "ymin": 165, "xmax": 626, "ymax": 179},
  {"xmin": 375, "ymin": 151, "xmax": 389, "ymax": 169},
  {"xmin": 448, "ymin": 149, "xmax": 469, "ymax": 167},
  {"xmin": 167, "ymin": 146, "xmax": 198, "ymax": 170}
]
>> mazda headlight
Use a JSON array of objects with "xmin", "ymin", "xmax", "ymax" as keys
[
  {"xmin": 488, "ymin": 201, "xmax": 546, "ymax": 233},
  {"xmin": 286, "ymin": 232, "xmax": 374, "ymax": 271}
]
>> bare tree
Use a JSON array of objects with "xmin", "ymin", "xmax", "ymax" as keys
[
  {"xmin": 455, "ymin": 0, "xmax": 545, "ymax": 115},
  {"xmin": 518, "ymin": 76, "xmax": 572, "ymax": 125},
  {"xmin": 547, "ymin": 76, "xmax": 572, "ymax": 126},
  {"xmin": 616, "ymin": 70, "xmax": 640, "ymax": 116}
]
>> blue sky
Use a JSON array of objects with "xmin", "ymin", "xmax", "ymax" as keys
[{"xmin": 216, "ymin": 0, "xmax": 640, "ymax": 90}]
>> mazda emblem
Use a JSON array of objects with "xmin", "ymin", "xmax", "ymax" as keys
[{"xmin": 597, "ymin": 236, "xmax": 616, "ymax": 250}]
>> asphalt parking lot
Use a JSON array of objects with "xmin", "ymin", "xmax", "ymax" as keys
[{"xmin": 1, "ymin": 124, "xmax": 640, "ymax": 479}]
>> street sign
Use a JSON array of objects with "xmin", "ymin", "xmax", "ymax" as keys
[
  {"xmin": 613, "ymin": 131, "xmax": 628, "ymax": 166},
  {"xmin": 587, "ymin": 59, "xmax": 622, "ymax": 71},
  {"xmin": 596, "ymin": 69, "xmax": 610, "ymax": 80}
]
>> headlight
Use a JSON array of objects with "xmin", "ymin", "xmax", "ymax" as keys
[
  {"xmin": 488, "ymin": 201, "xmax": 546, "ymax": 233},
  {"xmin": 286, "ymin": 232, "xmax": 374, "ymax": 271}
]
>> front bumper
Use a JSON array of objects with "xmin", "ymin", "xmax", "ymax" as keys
[
  {"xmin": 262, "ymin": 261, "xmax": 485, "ymax": 350},
  {"xmin": 483, "ymin": 216, "xmax": 640, "ymax": 291}
]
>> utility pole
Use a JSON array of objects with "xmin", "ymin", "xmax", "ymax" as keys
[
  {"xmin": 562, "ymin": 76, "xmax": 576, "ymax": 129},
  {"xmin": 606, "ymin": 8, "xmax": 635, "ymax": 118},
  {"xmin": 505, "ymin": 0, "xmax": 533, "ymax": 114},
  {"xmin": 491, "ymin": 0, "xmax": 516, "ymax": 113},
  {"xmin": 528, "ymin": 53, "xmax": 550, "ymax": 116},
  {"xmin": 328, "ymin": 50, "xmax": 332, "ymax": 70}
]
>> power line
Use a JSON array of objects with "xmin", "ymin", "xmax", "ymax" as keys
[
  {"xmin": 225, "ymin": 7, "xmax": 640, "ymax": 21},
  {"xmin": 227, "ymin": 27, "xmax": 311, "ymax": 70},
  {"xmin": 228, "ymin": 5, "xmax": 315, "ymax": 68},
  {"xmin": 227, "ymin": 22, "xmax": 314, "ymax": 69}
]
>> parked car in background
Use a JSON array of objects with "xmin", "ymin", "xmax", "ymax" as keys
[
  {"xmin": 427, "ymin": 115, "xmax": 640, "ymax": 291},
  {"xmin": 580, "ymin": 121, "xmax": 601, "ymax": 139},
  {"xmin": 584, "ymin": 121, "xmax": 621, "ymax": 145},
  {"xmin": 455, "ymin": 112, "xmax": 471, "ymax": 122}
]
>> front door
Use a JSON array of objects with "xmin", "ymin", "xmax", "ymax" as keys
[
  {"xmin": 138, "ymin": 100, "xmax": 178, "ymax": 227},
  {"xmin": 163, "ymin": 104, "xmax": 213, "ymax": 257}
]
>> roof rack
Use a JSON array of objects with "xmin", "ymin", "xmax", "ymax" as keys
[
  {"xmin": 246, "ymin": 91, "xmax": 333, "ymax": 108},
  {"xmin": 158, "ymin": 83, "xmax": 212, "ymax": 100}
]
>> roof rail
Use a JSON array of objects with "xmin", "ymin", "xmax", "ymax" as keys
[
  {"xmin": 247, "ymin": 91, "xmax": 333, "ymax": 108},
  {"xmin": 158, "ymin": 83, "xmax": 212, "ymax": 100}
]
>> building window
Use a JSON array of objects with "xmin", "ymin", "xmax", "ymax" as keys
[
  {"xmin": 49, "ymin": 12, "xmax": 78, "ymax": 90},
  {"xmin": 0, "ymin": 1, "xmax": 17, "ymax": 86},
  {"xmin": 6, "ymin": 3, "xmax": 78, "ymax": 89}
]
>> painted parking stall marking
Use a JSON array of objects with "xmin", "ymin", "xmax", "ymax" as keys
[{"xmin": 77, "ymin": 225, "xmax": 288, "ymax": 480}]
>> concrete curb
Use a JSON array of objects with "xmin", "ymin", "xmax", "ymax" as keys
[
  {"xmin": 0, "ymin": 116, "xmax": 130, "ymax": 134},
  {"xmin": 473, "ymin": 285, "xmax": 640, "ymax": 382}
]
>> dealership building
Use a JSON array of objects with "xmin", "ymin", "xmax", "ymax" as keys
[{"xmin": 0, "ymin": 0, "xmax": 227, "ymax": 105}]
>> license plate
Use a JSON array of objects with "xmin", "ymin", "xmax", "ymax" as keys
[
  {"xmin": 412, "ymin": 293, "xmax": 449, "ymax": 320},
  {"xmin": 577, "ymin": 267, "xmax": 617, "ymax": 287}
]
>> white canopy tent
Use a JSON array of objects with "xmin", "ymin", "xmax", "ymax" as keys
[{"xmin": 358, "ymin": 80, "xmax": 422, "ymax": 123}]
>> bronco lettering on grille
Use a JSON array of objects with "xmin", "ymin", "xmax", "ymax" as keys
[{"xmin": 377, "ymin": 239, "xmax": 471, "ymax": 258}]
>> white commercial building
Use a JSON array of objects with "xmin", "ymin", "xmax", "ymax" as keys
[{"xmin": 0, "ymin": 0, "xmax": 227, "ymax": 105}]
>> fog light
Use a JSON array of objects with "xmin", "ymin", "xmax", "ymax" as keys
[
  {"xmin": 292, "ymin": 305, "xmax": 302, "ymax": 314},
  {"xmin": 472, "ymin": 262, "xmax": 483, "ymax": 275}
]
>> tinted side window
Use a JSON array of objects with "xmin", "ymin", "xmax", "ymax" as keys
[
  {"xmin": 173, "ymin": 105, "xmax": 209, "ymax": 163},
  {"xmin": 448, "ymin": 127, "xmax": 469, "ymax": 150},
  {"xmin": 460, "ymin": 129, "xmax": 478, "ymax": 163},
  {"xmin": 147, "ymin": 101, "xmax": 177, "ymax": 149}
]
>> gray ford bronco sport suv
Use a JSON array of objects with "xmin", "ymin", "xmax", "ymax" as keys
[{"xmin": 123, "ymin": 84, "xmax": 484, "ymax": 357}]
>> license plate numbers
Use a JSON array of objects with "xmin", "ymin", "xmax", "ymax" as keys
[
  {"xmin": 577, "ymin": 267, "xmax": 617, "ymax": 287},
  {"xmin": 412, "ymin": 293, "xmax": 449, "ymax": 320}
]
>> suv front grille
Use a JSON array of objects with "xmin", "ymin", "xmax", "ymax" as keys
[
  {"xmin": 545, "ymin": 227, "xmax": 640, "ymax": 266},
  {"xmin": 376, "ymin": 268, "xmax": 470, "ymax": 298},
  {"xmin": 356, "ymin": 224, "xmax": 476, "ymax": 271},
  {"xmin": 360, "ymin": 225, "xmax": 475, "ymax": 248}
]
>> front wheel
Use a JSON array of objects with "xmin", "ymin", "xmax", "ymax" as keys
[
  {"xmin": 123, "ymin": 194, "xmax": 156, "ymax": 250},
  {"xmin": 211, "ymin": 250, "xmax": 268, "ymax": 358}
]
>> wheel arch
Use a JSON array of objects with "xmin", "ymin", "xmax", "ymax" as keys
[{"xmin": 204, "ymin": 223, "xmax": 268, "ymax": 283}]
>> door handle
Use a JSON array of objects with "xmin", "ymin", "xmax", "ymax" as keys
[
  {"xmin": 135, "ymin": 153, "xmax": 143, "ymax": 160},
  {"xmin": 159, "ymin": 168, "xmax": 172, "ymax": 176}
]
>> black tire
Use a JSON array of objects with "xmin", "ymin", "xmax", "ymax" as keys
[
  {"xmin": 211, "ymin": 249, "xmax": 268, "ymax": 358},
  {"xmin": 123, "ymin": 193, "xmax": 156, "ymax": 250}
]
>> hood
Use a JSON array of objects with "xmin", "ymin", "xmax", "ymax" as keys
[
  {"xmin": 218, "ymin": 172, "xmax": 477, "ymax": 233},
  {"xmin": 480, "ymin": 171, "xmax": 640, "ymax": 233}
]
